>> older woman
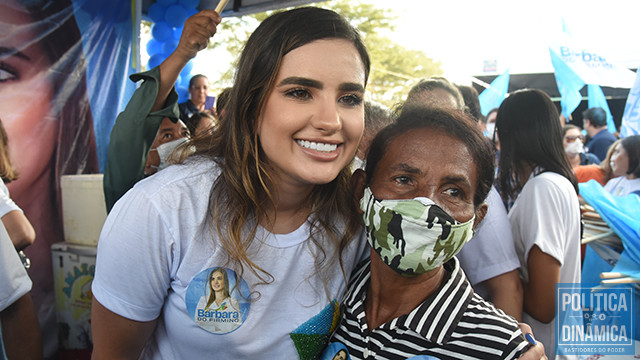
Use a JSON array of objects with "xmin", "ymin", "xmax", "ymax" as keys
[{"xmin": 329, "ymin": 106, "xmax": 533, "ymax": 359}]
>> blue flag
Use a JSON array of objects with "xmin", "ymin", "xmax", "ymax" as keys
[
  {"xmin": 479, "ymin": 70, "xmax": 510, "ymax": 116},
  {"xmin": 550, "ymin": 48, "xmax": 585, "ymax": 119},
  {"xmin": 588, "ymin": 84, "xmax": 616, "ymax": 133},
  {"xmin": 621, "ymin": 68, "xmax": 640, "ymax": 137}
]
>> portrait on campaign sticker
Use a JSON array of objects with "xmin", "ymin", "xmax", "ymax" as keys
[
  {"xmin": 185, "ymin": 267, "xmax": 251, "ymax": 334},
  {"xmin": 320, "ymin": 342, "xmax": 350, "ymax": 360}
]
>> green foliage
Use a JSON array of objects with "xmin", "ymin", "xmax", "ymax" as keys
[
  {"xmin": 143, "ymin": 0, "xmax": 442, "ymax": 107},
  {"xmin": 320, "ymin": 1, "xmax": 443, "ymax": 107}
]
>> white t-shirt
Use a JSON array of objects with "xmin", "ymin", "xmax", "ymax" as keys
[
  {"xmin": 509, "ymin": 170, "xmax": 581, "ymax": 360},
  {"xmin": 92, "ymin": 159, "xmax": 368, "ymax": 359},
  {"xmin": 604, "ymin": 176, "xmax": 640, "ymax": 196},
  {"xmin": 0, "ymin": 179, "xmax": 21, "ymax": 219},
  {"xmin": 0, "ymin": 221, "xmax": 31, "ymax": 312},
  {"xmin": 457, "ymin": 186, "xmax": 520, "ymax": 299}
]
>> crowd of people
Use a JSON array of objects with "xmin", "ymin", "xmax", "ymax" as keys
[{"xmin": 2, "ymin": 3, "xmax": 639, "ymax": 360}]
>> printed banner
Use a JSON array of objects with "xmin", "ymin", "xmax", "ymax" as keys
[{"xmin": 0, "ymin": 1, "xmax": 135, "ymax": 355}]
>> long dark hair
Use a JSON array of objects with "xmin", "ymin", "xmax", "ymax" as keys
[
  {"xmin": 496, "ymin": 89, "xmax": 578, "ymax": 200},
  {"xmin": 620, "ymin": 135, "xmax": 640, "ymax": 178},
  {"xmin": 188, "ymin": 7, "xmax": 370, "ymax": 287}
]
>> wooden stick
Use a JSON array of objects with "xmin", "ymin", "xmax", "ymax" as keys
[
  {"xmin": 600, "ymin": 272, "xmax": 625, "ymax": 279},
  {"xmin": 215, "ymin": 0, "xmax": 230, "ymax": 14},
  {"xmin": 581, "ymin": 230, "xmax": 616, "ymax": 244},
  {"xmin": 602, "ymin": 277, "xmax": 639, "ymax": 284}
]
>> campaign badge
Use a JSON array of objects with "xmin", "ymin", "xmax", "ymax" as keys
[
  {"xmin": 185, "ymin": 267, "xmax": 251, "ymax": 334},
  {"xmin": 320, "ymin": 342, "xmax": 350, "ymax": 360}
]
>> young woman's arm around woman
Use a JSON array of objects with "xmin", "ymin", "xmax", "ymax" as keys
[
  {"xmin": 91, "ymin": 7, "xmax": 370, "ymax": 360},
  {"xmin": 91, "ymin": 9, "xmax": 221, "ymax": 359}
]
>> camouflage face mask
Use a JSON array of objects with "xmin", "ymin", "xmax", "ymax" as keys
[{"xmin": 360, "ymin": 187, "xmax": 475, "ymax": 277}]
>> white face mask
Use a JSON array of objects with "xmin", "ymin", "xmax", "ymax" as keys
[
  {"xmin": 485, "ymin": 122, "xmax": 496, "ymax": 139},
  {"xmin": 564, "ymin": 140, "xmax": 584, "ymax": 156},
  {"xmin": 150, "ymin": 137, "xmax": 189, "ymax": 171}
]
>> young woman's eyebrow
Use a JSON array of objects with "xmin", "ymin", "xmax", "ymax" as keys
[
  {"xmin": 0, "ymin": 47, "xmax": 31, "ymax": 61},
  {"xmin": 277, "ymin": 77, "xmax": 322, "ymax": 89},
  {"xmin": 339, "ymin": 82, "xmax": 364, "ymax": 93}
]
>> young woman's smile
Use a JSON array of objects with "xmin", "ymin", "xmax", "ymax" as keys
[{"xmin": 258, "ymin": 38, "xmax": 366, "ymax": 188}]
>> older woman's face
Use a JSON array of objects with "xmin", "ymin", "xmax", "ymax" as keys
[
  {"xmin": 610, "ymin": 142, "xmax": 629, "ymax": 178},
  {"xmin": 369, "ymin": 127, "xmax": 477, "ymax": 224},
  {"xmin": 0, "ymin": 0, "xmax": 56, "ymax": 195}
]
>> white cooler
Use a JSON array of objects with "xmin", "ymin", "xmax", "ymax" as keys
[{"xmin": 60, "ymin": 174, "xmax": 107, "ymax": 246}]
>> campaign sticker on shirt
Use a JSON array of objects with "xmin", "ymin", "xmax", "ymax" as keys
[
  {"xmin": 185, "ymin": 267, "xmax": 251, "ymax": 334},
  {"xmin": 319, "ymin": 342, "xmax": 350, "ymax": 360}
]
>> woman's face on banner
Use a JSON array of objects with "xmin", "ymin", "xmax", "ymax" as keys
[{"xmin": 0, "ymin": 0, "xmax": 57, "ymax": 194}]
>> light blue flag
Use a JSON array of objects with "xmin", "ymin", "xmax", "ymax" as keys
[
  {"xmin": 620, "ymin": 68, "xmax": 640, "ymax": 137},
  {"xmin": 588, "ymin": 84, "xmax": 616, "ymax": 133},
  {"xmin": 478, "ymin": 70, "xmax": 510, "ymax": 116},
  {"xmin": 549, "ymin": 48, "xmax": 585, "ymax": 119}
]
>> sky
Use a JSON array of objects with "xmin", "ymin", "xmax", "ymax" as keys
[
  {"xmin": 145, "ymin": 0, "xmax": 640, "ymax": 90},
  {"xmin": 367, "ymin": 0, "xmax": 640, "ymax": 82}
]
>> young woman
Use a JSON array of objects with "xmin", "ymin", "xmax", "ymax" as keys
[
  {"xmin": 496, "ymin": 89, "xmax": 581, "ymax": 360},
  {"xmin": 603, "ymin": 135, "xmax": 640, "ymax": 196},
  {"xmin": 91, "ymin": 7, "xmax": 370, "ymax": 359}
]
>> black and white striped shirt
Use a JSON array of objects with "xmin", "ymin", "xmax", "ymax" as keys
[{"xmin": 330, "ymin": 257, "xmax": 530, "ymax": 360}]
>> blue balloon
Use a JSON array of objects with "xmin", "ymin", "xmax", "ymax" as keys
[
  {"xmin": 173, "ymin": 26, "xmax": 184, "ymax": 41},
  {"xmin": 187, "ymin": 8, "xmax": 198, "ymax": 17},
  {"xmin": 148, "ymin": 3, "xmax": 167, "ymax": 23},
  {"xmin": 180, "ymin": 75, "xmax": 191, "ymax": 89},
  {"xmin": 177, "ymin": 86, "xmax": 189, "ymax": 103},
  {"xmin": 180, "ymin": 61, "xmax": 194, "ymax": 78},
  {"xmin": 179, "ymin": 0, "xmax": 200, "ymax": 10},
  {"xmin": 148, "ymin": 53, "xmax": 166, "ymax": 69},
  {"xmin": 146, "ymin": 39, "xmax": 163, "ymax": 56},
  {"xmin": 162, "ymin": 39, "xmax": 179, "ymax": 54},
  {"xmin": 165, "ymin": 4, "xmax": 189, "ymax": 28},
  {"xmin": 152, "ymin": 21, "xmax": 173, "ymax": 42},
  {"xmin": 157, "ymin": 0, "xmax": 177, "ymax": 7},
  {"xmin": 80, "ymin": 0, "xmax": 103, "ymax": 16}
]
